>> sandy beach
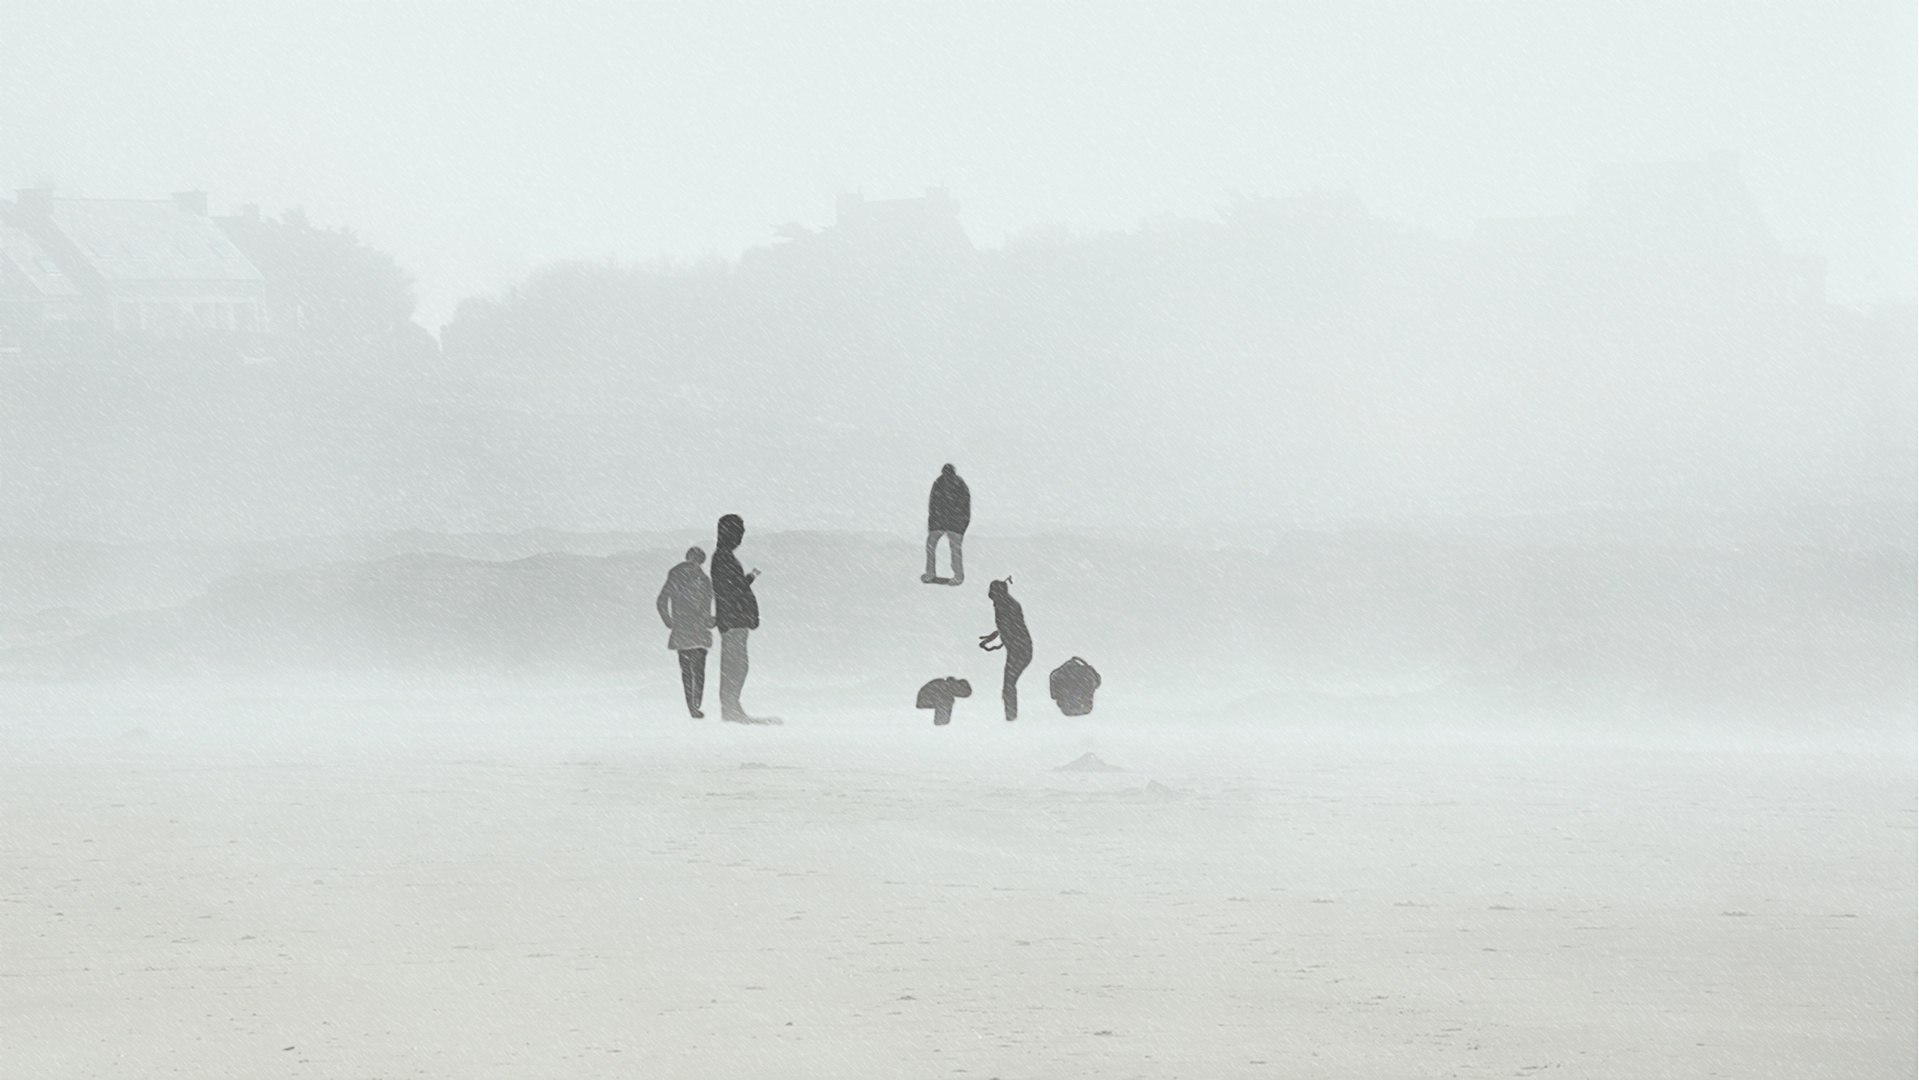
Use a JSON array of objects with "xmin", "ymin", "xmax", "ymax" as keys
[
  {"xmin": 4, "ymin": 5, "xmax": 1911, "ymax": 1076},
  {"xmin": 3, "ymin": 681, "xmax": 1911, "ymax": 1079}
]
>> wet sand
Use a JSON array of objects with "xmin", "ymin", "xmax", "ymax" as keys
[{"xmin": 4, "ymin": 684, "xmax": 1912, "ymax": 1078}]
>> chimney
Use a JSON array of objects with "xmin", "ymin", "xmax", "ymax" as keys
[
  {"xmin": 172, "ymin": 190, "xmax": 208, "ymax": 216},
  {"xmin": 15, "ymin": 188, "xmax": 53, "ymax": 215}
]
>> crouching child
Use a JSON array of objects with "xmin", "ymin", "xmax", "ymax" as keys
[{"xmin": 915, "ymin": 677, "xmax": 973, "ymax": 726}]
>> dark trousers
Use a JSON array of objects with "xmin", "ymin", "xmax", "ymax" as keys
[
  {"xmin": 677, "ymin": 648, "xmax": 707, "ymax": 715},
  {"xmin": 1002, "ymin": 648, "xmax": 1032, "ymax": 721}
]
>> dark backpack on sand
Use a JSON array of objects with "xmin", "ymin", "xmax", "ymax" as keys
[{"xmin": 1049, "ymin": 657, "xmax": 1101, "ymax": 716}]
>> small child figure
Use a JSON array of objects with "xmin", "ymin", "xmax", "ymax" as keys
[{"xmin": 915, "ymin": 677, "xmax": 973, "ymax": 726}]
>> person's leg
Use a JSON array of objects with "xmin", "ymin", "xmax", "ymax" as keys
[
  {"xmin": 923, "ymin": 531, "xmax": 940, "ymax": 582},
  {"xmin": 677, "ymin": 649, "xmax": 705, "ymax": 716},
  {"xmin": 1003, "ymin": 650, "xmax": 1030, "ymax": 721},
  {"xmin": 948, "ymin": 531, "xmax": 964, "ymax": 585},
  {"xmin": 683, "ymin": 649, "xmax": 708, "ymax": 716},
  {"xmin": 719, "ymin": 629, "xmax": 749, "ymax": 720}
]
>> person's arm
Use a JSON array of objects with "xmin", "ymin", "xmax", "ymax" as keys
[
  {"xmin": 656, "ymin": 579, "xmax": 675, "ymax": 628},
  {"xmin": 978, "ymin": 630, "xmax": 1002, "ymax": 651}
]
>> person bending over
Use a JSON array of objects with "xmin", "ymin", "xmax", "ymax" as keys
[
  {"xmin": 977, "ymin": 577, "xmax": 1033, "ymax": 721},
  {"xmin": 915, "ymin": 677, "xmax": 972, "ymax": 726}
]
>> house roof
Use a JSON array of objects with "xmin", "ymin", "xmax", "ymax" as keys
[
  {"xmin": 45, "ymin": 199, "xmax": 265, "ymax": 283},
  {"xmin": 0, "ymin": 224, "xmax": 82, "ymax": 298}
]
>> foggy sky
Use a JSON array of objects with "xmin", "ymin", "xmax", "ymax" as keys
[{"xmin": 4, "ymin": 3, "xmax": 1913, "ymax": 329}]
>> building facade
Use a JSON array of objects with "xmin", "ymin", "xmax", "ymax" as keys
[{"xmin": 0, "ymin": 189, "xmax": 269, "ymax": 356}]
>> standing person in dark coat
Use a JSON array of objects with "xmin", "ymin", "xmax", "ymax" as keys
[
  {"xmin": 922, "ymin": 464, "xmax": 970, "ymax": 586},
  {"xmin": 655, "ymin": 546, "xmax": 715, "ymax": 717},
  {"xmin": 711, "ymin": 514, "xmax": 777, "ymax": 724},
  {"xmin": 977, "ymin": 577, "xmax": 1033, "ymax": 721}
]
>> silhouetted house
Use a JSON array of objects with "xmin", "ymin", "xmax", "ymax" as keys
[
  {"xmin": 1, "ymin": 189, "xmax": 268, "ymax": 346},
  {"xmin": 1474, "ymin": 153, "xmax": 1823, "ymax": 308},
  {"xmin": 0, "ymin": 222, "xmax": 86, "ymax": 354}
]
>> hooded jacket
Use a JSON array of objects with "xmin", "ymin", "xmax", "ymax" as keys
[{"xmin": 928, "ymin": 467, "xmax": 971, "ymax": 534}]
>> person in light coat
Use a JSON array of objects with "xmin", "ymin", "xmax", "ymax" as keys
[{"xmin": 655, "ymin": 546, "xmax": 715, "ymax": 717}]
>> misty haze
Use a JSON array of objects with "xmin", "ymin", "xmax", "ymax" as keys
[{"xmin": 2, "ymin": 6, "xmax": 1913, "ymax": 1078}]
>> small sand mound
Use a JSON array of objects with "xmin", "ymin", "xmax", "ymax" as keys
[
  {"xmin": 1141, "ymin": 780, "xmax": 1182, "ymax": 801},
  {"xmin": 1055, "ymin": 752, "xmax": 1124, "ymax": 773}
]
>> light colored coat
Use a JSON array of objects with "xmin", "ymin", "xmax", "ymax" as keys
[{"xmin": 656, "ymin": 561, "xmax": 714, "ymax": 651}]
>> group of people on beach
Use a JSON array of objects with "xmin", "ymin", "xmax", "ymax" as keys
[
  {"xmin": 655, "ymin": 465, "xmax": 1091, "ymax": 726},
  {"xmin": 919, "ymin": 464, "xmax": 1031, "ymax": 722}
]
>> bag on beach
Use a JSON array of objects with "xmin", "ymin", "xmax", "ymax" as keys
[{"xmin": 1049, "ymin": 657, "xmax": 1101, "ymax": 716}]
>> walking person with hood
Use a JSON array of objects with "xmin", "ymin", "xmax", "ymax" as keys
[
  {"xmin": 922, "ymin": 464, "xmax": 970, "ymax": 585},
  {"xmin": 655, "ymin": 546, "xmax": 716, "ymax": 717},
  {"xmin": 977, "ymin": 577, "xmax": 1033, "ymax": 721},
  {"xmin": 712, "ymin": 514, "xmax": 779, "ymax": 724}
]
